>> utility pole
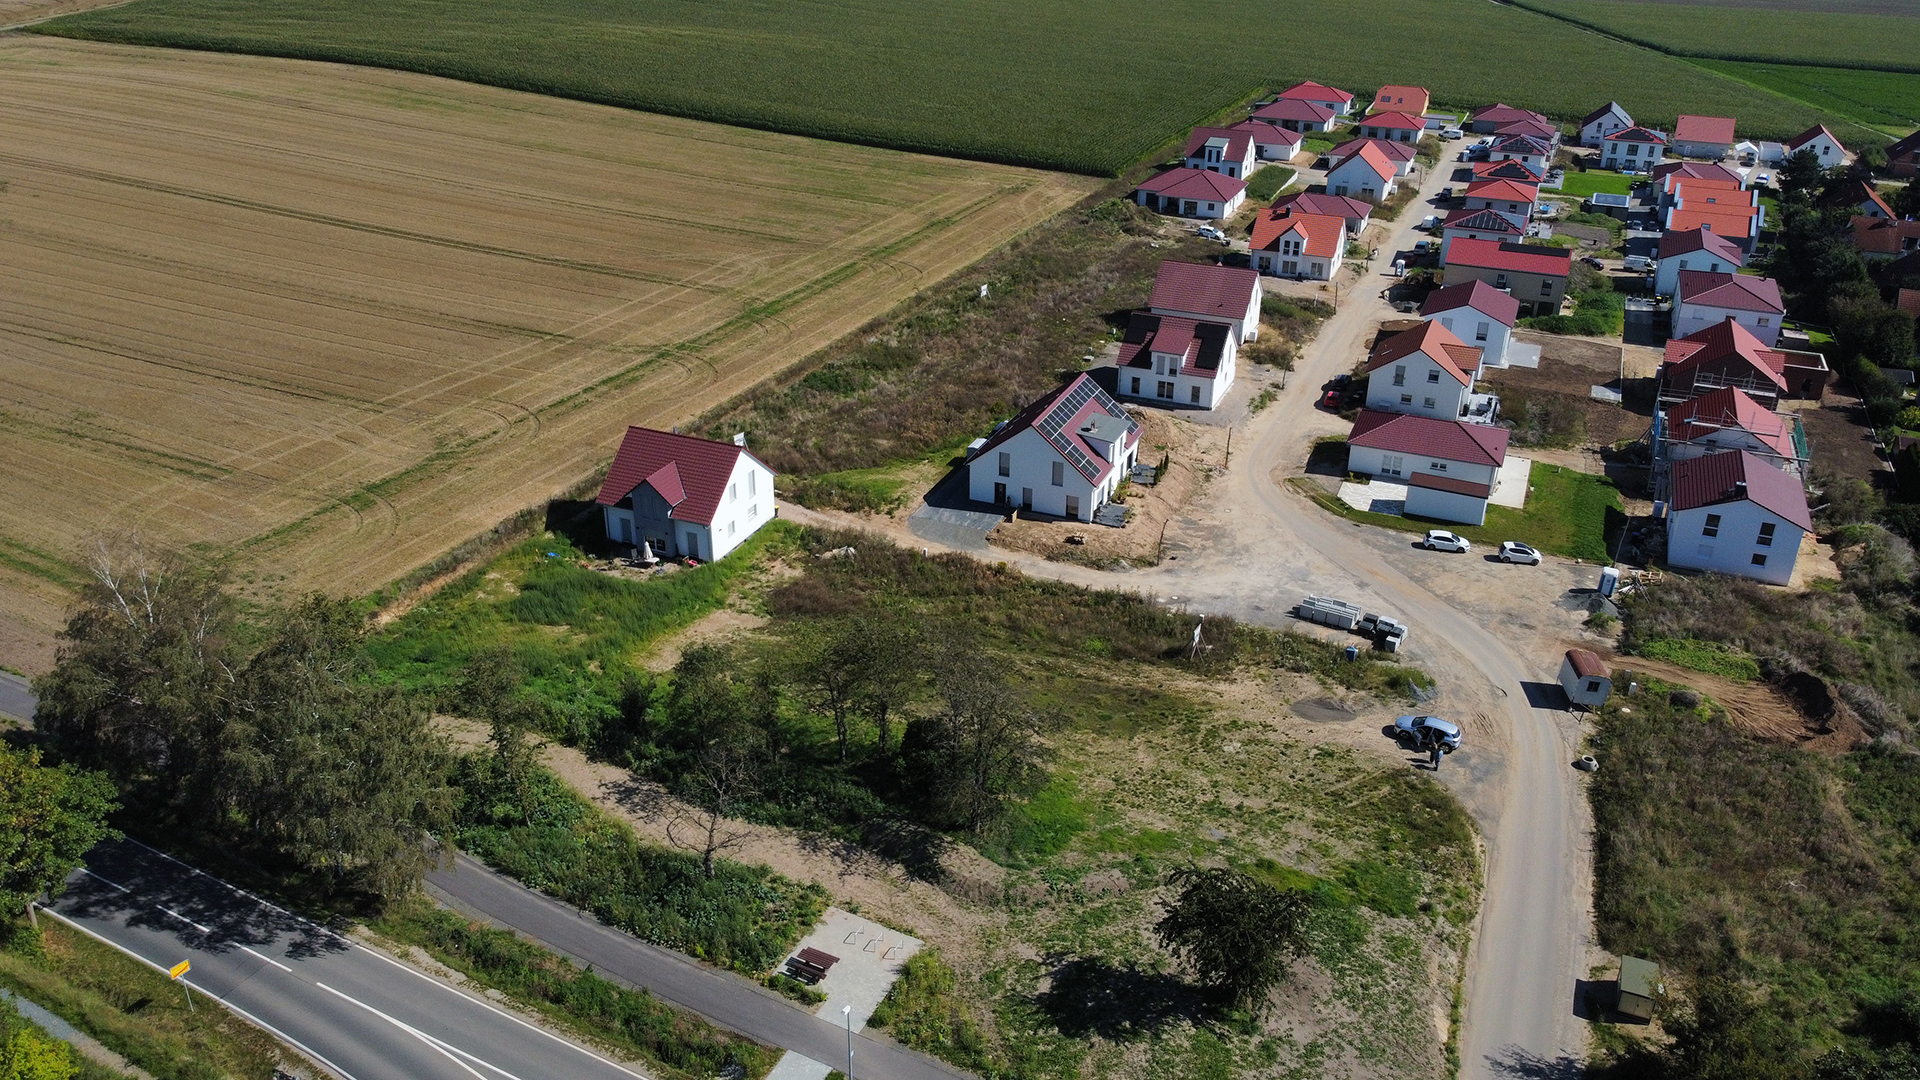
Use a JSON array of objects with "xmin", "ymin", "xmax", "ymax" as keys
[{"xmin": 843, "ymin": 1004, "xmax": 853, "ymax": 1079}]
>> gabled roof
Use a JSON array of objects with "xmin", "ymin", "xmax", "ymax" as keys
[
  {"xmin": 1658, "ymin": 226, "xmax": 1746, "ymax": 265},
  {"xmin": 1676, "ymin": 271, "xmax": 1783, "ymax": 314},
  {"xmin": 1652, "ymin": 160, "xmax": 1743, "ymax": 186},
  {"xmin": 1820, "ymin": 179, "xmax": 1893, "ymax": 218},
  {"xmin": 1492, "ymin": 134, "xmax": 1551, "ymax": 157},
  {"xmin": 1474, "ymin": 158, "xmax": 1547, "ymax": 182},
  {"xmin": 1137, "ymin": 167, "xmax": 1248, "ymax": 200},
  {"xmin": 1361, "ymin": 110, "xmax": 1426, "ymax": 131},
  {"xmin": 1605, "ymin": 126, "xmax": 1667, "ymax": 145},
  {"xmin": 595, "ymin": 427, "xmax": 766, "ymax": 525},
  {"xmin": 1442, "ymin": 207, "xmax": 1527, "ymax": 235},
  {"xmin": 1787, "ymin": 124, "xmax": 1841, "ymax": 153},
  {"xmin": 1331, "ymin": 137, "xmax": 1416, "ymax": 163},
  {"xmin": 1366, "ymin": 321, "xmax": 1479, "ymax": 386},
  {"xmin": 1495, "ymin": 118, "xmax": 1559, "ymax": 141},
  {"xmin": 1116, "ymin": 312, "xmax": 1233, "ymax": 379},
  {"xmin": 1472, "ymin": 103, "xmax": 1547, "ymax": 126},
  {"xmin": 1250, "ymin": 207, "xmax": 1346, "ymax": 257},
  {"xmin": 1664, "ymin": 318, "xmax": 1788, "ymax": 391},
  {"xmin": 1231, "ymin": 119, "xmax": 1302, "ymax": 148},
  {"xmin": 973, "ymin": 374, "xmax": 1140, "ymax": 484},
  {"xmin": 1465, "ymin": 178, "xmax": 1542, "ymax": 203},
  {"xmin": 1671, "ymin": 177, "xmax": 1752, "ymax": 202},
  {"xmin": 1149, "ymin": 261, "xmax": 1260, "ymax": 323},
  {"xmin": 1668, "ymin": 204, "xmax": 1760, "ymax": 237},
  {"xmin": 1580, "ymin": 101, "xmax": 1631, "ymax": 128},
  {"xmin": 1669, "ymin": 450, "xmax": 1811, "ymax": 531},
  {"xmin": 1278, "ymin": 80, "xmax": 1353, "ymax": 106},
  {"xmin": 1184, "ymin": 126, "xmax": 1253, "ymax": 161},
  {"xmin": 1665, "ymin": 386, "xmax": 1796, "ymax": 459},
  {"xmin": 1330, "ymin": 142, "xmax": 1396, "ymax": 181},
  {"xmin": 1890, "ymin": 130, "xmax": 1920, "ymax": 158},
  {"xmin": 1371, "ymin": 85, "xmax": 1430, "ymax": 114},
  {"xmin": 1421, "ymin": 279, "xmax": 1522, "ymax": 326},
  {"xmin": 1446, "ymin": 238, "xmax": 1572, "ymax": 276},
  {"xmin": 1271, "ymin": 191, "xmax": 1373, "ymax": 221},
  {"xmin": 1349, "ymin": 409, "xmax": 1508, "ymax": 467},
  {"xmin": 1851, "ymin": 215, "xmax": 1920, "ymax": 255},
  {"xmin": 1252, "ymin": 98, "xmax": 1337, "ymax": 124},
  {"xmin": 1673, "ymin": 115, "xmax": 1737, "ymax": 145}
]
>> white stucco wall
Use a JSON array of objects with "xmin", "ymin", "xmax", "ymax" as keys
[
  {"xmin": 1654, "ymin": 250, "xmax": 1741, "ymax": 296},
  {"xmin": 1463, "ymin": 196, "xmax": 1532, "ymax": 229},
  {"xmin": 1347, "ymin": 443, "xmax": 1498, "ymax": 489},
  {"xmin": 968, "ymin": 427, "xmax": 1130, "ymax": 521},
  {"xmin": 600, "ymin": 454, "xmax": 774, "ymax": 562},
  {"xmin": 1325, "ymin": 159, "xmax": 1393, "ymax": 201},
  {"xmin": 1405, "ymin": 483, "xmax": 1488, "ymax": 526},
  {"xmin": 1600, "ymin": 141, "xmax": 1664, "ymax": 169},
  {"xmin": 1427, "ymin": 307, "xmax": 1511, "ymax": 367},
  {"xmin": 1672, "ymin": 301, "xmax": 1780, "ymax": 346},
  {"xmin": 1365, "ymin": 353, "xmax": 1470, "ymax": 418},
  {"xmin": 1666, "ymin": 499, "xmax": 1800, "ymax": 585}
]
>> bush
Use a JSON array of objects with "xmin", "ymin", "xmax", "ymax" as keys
[{"xmin": 868, "ymin": 951, "xmax": 993, "ymax": 1073}]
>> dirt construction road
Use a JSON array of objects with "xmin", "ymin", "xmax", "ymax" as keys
[{"xmin": 798, "ymin": 154, "xmax": 1592, "ymax": 1075}]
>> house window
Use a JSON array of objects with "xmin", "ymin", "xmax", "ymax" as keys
[
  {"xmin": 730, "ymin": 483, "xmax": 737, "ymax": 502},
  {"xmin": 1627, "ymin": 143, "xmax": 1639, "ymax": 156},
  {"xmin": 1423, "ymin": 397, "xmax": 1437, "ymax": 409},
  {"xmin": 1495, "ymin": 274, "xmax": 1509, "ymax": 288},
  {"xmin": 1158, "ymin": 380, "xmax": 1174, "ymax": 399},
  {"xmin": 1751, "ymin": 553, "xmax": 1768, "ymax": 567},
  {"xmin": 749, "ymin": 503, "xmax": 757, "ymax": 518},
  {"xmin": 1758, "ymin": 316, "xmax": 1771, "ymax": 326},
  {"xmin": 1475, "ymin": 321, "xmax": 1489, "ymax": 341},
  {"xmin": 1427, "ymin": 370, "xmax": 1441, "ymax": 383},
  {"xmin": 1065, "ymin": 495, "xmax": 1081, "ymax": 518},
  {"xmin": 1393, "ymin": 365, "xmax": 1407, "ymax": 385},
  {"xmin": 1586, "ymin": 679, "xmax": 1603, "ymax": 693},
  {"xmin": 1051, "ymin": 461, "xmax": 1064, "ymax": 487},
  {"xmin": 1440, "ymin": 316, "xmax": 1454, "ymax": 331},
  {"xmin": 1190, "ymin": 385, "xmax": 1201, "ymax": 404},
  {"xmin": 1541, "ymin": 280, "xmax": 1554, "ymax": 296},
  {"xmin": 1400, "ymin": 393, "xmax": 1413, "ymax": 404},
  {"xmin": 998, "ymin": 452, "xmax": 1010, "ymax": 477},
  {"xmin": 1757, "ymin": 522, "xmax": 1776, "ymax": 546},
  {"xmin": 1130, "ymin": 376, "xmax": 1141, "ymax": 395},
  {"xmin": 1703, "ymin": 513, "xmax": 1721, "ymax": 538},
  {"xmin": 729, "ymin": 521, "xmax": 736, "ymax": 536},
  {"xmin": 1381, "ymin": 455, "xmax": 1404, "ymax": 476},
  {"xmin": 748, "ymin": 472, "xmax": 756, "ymax": 496},
  {"xmin": 1430, "ymin": 462, "xmax": 1448, "ymax": 471}
]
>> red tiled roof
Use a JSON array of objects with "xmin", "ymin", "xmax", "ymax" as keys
[
  {"xmin": 1442, "ymin": 208, "xmax": 1526, "ymax": 234},
  {"xmin": 1184, "ymin": 126, "xmax": 1253, "ymax": 161},
  {"xmin": 1471, "ymin": 103, "xmax": 1546, "ymax": 126},
  {"xmin": 972, "ymin": 373, "xmax": 1139, "ymax": 484},
  {"xmin": 1673, "ymin": 115, "xmax": 1736, "ymax": 145},
  {"xmin": 1668, "ymin": 204, "xmax": 1759, "ymax": 237},
  {"xmin": 1669, "ymin": 450, "xmax": 1810, "ymax": 531},
  {"xmin": 1851, "ymin": 215, "xmax": 1920, "ymax": 256},
  {"xmin": 1349, "ymin": 409, "xmax": 1508, "ymax": 467},
  {"xmin": 1148, "ymin": 261, "xmax": 1260, "ymax": 323},
  {"xmin": 1278, "ymin": 80, "xmax": 1353, "ymax": 106},
  {"xmin": 1332, "ymin": 142, "xmax": 1397, "ymax": 181},
  {"xmin": 1605, "ymin": 126, "xmax": 1667, "ymax": 144},
  {"xmin": 1666, "ymin": 386, "xmax": 1796, "ymax": 459},
  {"xmin": 1495, "ymin": 119, "xmax": 1559, "ymax": 141},
  {"xmin": 1252, "ymin": 98, "xmax": 1336, "ymax": 124},
  {"xmin": 1492, "ymin": 134, "xmax": 1551, "ymax": 157},
  {"xmin": 1366, "ymin": 321, "xmax": 1477, "ymax": 386},
  {"xmin": 1446, "ymin": 238, "xmax": 1572, "ymax": 276},
  {"xmin": 1465, "ymin": 178, "xmax": 1541, "ymax": 203},
  {"xmin": 1676, "ymin": 271, "xmax": 1783, "ymax": 314},
  {"xmin": 1657, "ymin": 227, "xmax": 1745, "ymax": 265},
  {"xmin": 1250, "ymin": 208, "xmax": 1345, "ymax": 258},
  {"xmin": 1407, "ymin": 471, "xmax": 1492, "ymax": 498},
  {"xmin": 1137, "ymin": 167, "xmax": 1247, "ymax": 200},
  {"xmin": 1371, "ymin": 86, "xmax": 1430, "ymax": 114},
  {"xmin": 1232, "ymin": 119, "xmax": 1302, "ymax": 149},
  {"xmin": 1116, "ymin": 312, "xmax": 1232, "ymax": 379},
  {"xmin": 1787, "ymin": 124, "xmax": 1841, "ymax": 153},
  {"xmin": 1672, "ymin": 177, "xmax": 1751, "ymax": 202},
  {"xmin": 1663, "ymin": 318, "xmax": 1788, "ymax": 391},
  {"xmin": 1652, "ymin": 161, "xmax": 1742, "ymax": 185},
  {"xmin": 1362, "ymin": 110, "xmax": 1426, "ymax": 131},
  {"xmin": 1474, "ymin": 159, "xmax": 1546, "ymax": 182},
  {"xmin": 596, "ymin": 427, "xmax": 764, "ymax": 525},
  {"xmin": 1421, "ymin": 279, "xmax": 1522, "ymax": 326},
  {"xmin": 1331, "ymin": 137, "xmax": 1416, "ymax": 163},
  {"xmin": 1271, "ymin": 191, "xmax": 1372, "ymax": 222}
]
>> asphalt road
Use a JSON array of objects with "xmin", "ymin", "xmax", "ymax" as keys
[
  {"xmin": 47, "ymin": 840, "xmax": 654, "ymax": 1080},
  {"xmin": 428, "ymin": 852, "xmax": 971, "ymax": 1080},
  {"xmin": 0, "ymin": 670, "xmax": 34, "ymax": 722}
]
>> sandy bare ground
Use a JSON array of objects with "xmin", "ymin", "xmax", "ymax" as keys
[
  {"xmin": 0, "ymin": 0, "xmax": 125, "ymax": 28},
  {"xmin": 0, "ymin": 38, "xmax": 1094, "ymax": 673}
]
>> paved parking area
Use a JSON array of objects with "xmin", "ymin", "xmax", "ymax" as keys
[
  {"xmin": 907, "ymin": 503, "xmax": 1001, "ymax": 550},
  {"xmin": 765, "ymin": 909, "xmax": 924, "ymax": 1080}
]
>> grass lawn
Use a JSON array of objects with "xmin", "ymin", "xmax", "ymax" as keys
[
  {"xmin": 1293, "ymin": 459, "xmax": 1623, "ymax": 562},
  {"xmin": 1244, "ymin": 164, "xmax": 1297, "ymax": 202},
  {"xmin": 1554, "ymin": 170, "xmax": 1635, "ymax": 199}
]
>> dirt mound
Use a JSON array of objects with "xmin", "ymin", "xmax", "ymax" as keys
[
  {"xmin": 1291, "ymin": 697, "xmax": 1360, "ymax": 722},
  {"xmin": 1611, "ymin": 655, "xmax": 1867, "ymax": 751}
]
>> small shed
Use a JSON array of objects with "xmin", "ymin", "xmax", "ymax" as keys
[
  {"xmin": 1560, "ymin": 648, "xmax": 1612, "ymax": 709},
  {"xmin": 1616, "ymin": 956, "xmax": 1661, "ymax": 1020}
]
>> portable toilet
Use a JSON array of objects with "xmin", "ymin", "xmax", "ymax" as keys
[
  {"xmin": 1616, "ymin": 956, "xmax": 1661, "ymax": 1020},
  {"xmin": 1560, "ymin": 649, "xmax": 1612, "ymax": 709},
  {"xmin": 1598, "ymin": 566, "xmax": 1620, "ymax": 598}
]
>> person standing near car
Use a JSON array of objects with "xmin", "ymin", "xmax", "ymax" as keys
[{"xmin": 1429, "ymin": 744, "xmax": 1443, "ymax": 770}]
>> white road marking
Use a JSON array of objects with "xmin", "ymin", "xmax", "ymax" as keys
[
  {"xmin": 242, "ymin": 945, "xmax": 293, "ymax": 973},
  {"xmin": 316, "ymin": 982, "xmax": 516, "ymax": 1080},
  {"xmin": 82, "ymin": 868, "xmax": 130, "ymax": 892},
  {"xmin": 157, "ymin": 905, "xmax": 212, "ymax": 934}
]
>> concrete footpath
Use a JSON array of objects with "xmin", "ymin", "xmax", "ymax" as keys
[{"xmin": 425, "ymin": 853, "xmax": 971, "ymax": 1080}]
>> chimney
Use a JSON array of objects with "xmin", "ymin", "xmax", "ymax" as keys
[{"xmin": 733, "ymin": 432, "xmax": 747, "ymax": 447}]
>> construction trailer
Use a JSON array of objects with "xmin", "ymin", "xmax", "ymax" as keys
[{"xmin": 1560, "ymin": 648, "xmax": 1612, "ymax": 708}]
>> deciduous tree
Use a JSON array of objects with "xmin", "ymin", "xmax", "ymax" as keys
[
  {"xmin": 0, "ymin": 744, "xmax": 118, "ymax": 925},
  {"xmin": 901, "ymin": 653, "xmax": 1055, "ymax": 831}
]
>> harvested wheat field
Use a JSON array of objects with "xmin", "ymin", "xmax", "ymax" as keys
[{"xmin": 0, "ymin": 37, "xmax": 1095, "ymax": 670}]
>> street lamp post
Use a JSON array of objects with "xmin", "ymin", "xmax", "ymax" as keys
[{"xmin": 842, "ymin": 1004, "xmax": 853, "ymax": 1079}]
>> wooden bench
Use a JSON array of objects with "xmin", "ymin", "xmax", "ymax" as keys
[{"xmin": 783, "ymin": 947, "xmax": 840, "ymax": 985}]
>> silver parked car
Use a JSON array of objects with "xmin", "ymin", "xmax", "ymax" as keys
[
  {"xmin": 1395, "ymin": 715, "xmax": 1462, "ymax": 752},
  {"xmin": 1499, "ymin": 541, "xmax": 1542, "ymax": 564},
  {"xmin": 1422, "ymin": 530, "xmax": 1470, "ymax": 553}
]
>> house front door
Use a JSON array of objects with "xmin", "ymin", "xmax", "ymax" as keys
[
  {"xmin": 683, "ymin": 531, "xmax": 699, "ymax": 559},
  {"xmin": 1021, "ymin": 487, "xmax": 1033, "ymax": 510},
  {"xmin": 994, "ymin": 482, "xmax": 1007, "ymax": 505}
]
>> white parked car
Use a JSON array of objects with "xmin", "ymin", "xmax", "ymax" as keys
[
  {"xmin": 1195, "ymin": 225, "xmax": 1228, "ymax": 243},
  {"xmin": 1623, "ymin": 254, "xmax": 1655, "ymax": 272},
  {"xmin": 1422, "ymin": 530, "xmax": 1470, "ymax": 553},
  {"xmin": 1441, "ymin": 127, "xmax": 1464, "ymax": 140},
  {"xmin": 1395, "ymin": 714, "xmax": 1462, "ymax": 752},
  {"xmin": 1499, "ymin": 541, "xmax": 1542, "ymax": 565}
]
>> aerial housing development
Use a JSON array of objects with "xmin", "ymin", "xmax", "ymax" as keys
[{"xmin": 5, "ymin": 6, "xmax": 1920, "ymax": 1080}]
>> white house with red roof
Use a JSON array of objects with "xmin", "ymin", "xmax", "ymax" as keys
[
  {"xmin": 1249, "ymin": 207, "xmax": 1346, "ymax": 280},
  {"xmin": 1325, "ymin": 143, "xmax": 1397, "ymax": 201},
  {"xmin": 1251, "ymin": 98, "xmax": 1338, "ymax": 133},
  {"xmin": 1660, "ymin": 387, "xmax": 1804, "ymax": 478},
  {"xmin": 1495, "ymin": 118, "xmax": 1560, "ymax": 146},
  {"xmin": 1276, "ymin": 80, "xmax": 1355, "ymax": 116},
  {"xmin": 596, "ymin": 427, "xmax": 775, "ymax": 563},
  {"xmin": 1115, "ymin": 311, "xmax": 1237, "ymax": 408},
  {"xmin": 1346, "ymin": 410, "xmax": 1511, "ymax": 525},
  {"xmin": 1421, "ymin": 280, "xmax": 1526, "ymax": 369},
  {"xmin": 1654, "ymin": 226, "xmax": 1745, "ymax": 295},
  {"xmin": 1468, "ymin": 103, "xmax": 1549, "ymax": 135},
  {"xmin": 1330, "ymin": 137, "xmax": 1417, "ymax": 176},
  {"xmin": 1148, "ymin": 260, "xmax": 1263, "ymax": 343},
  {"xmin": 1579, "ymin": 102, "xmax": 1635, "ymax": 148},
  {"xmin": 1135, "ymin": 168, "xmax": 1246, "ymax": 219},
  {"xmin": 1601, "ymin": 127, "xmax": 1667, "ymax": 171},
  {"xmin": 1661, "ymin": 318, "xmax": 1830, "ymax": 405},
  {"xmin": 1364, "ymin": 321, "xmax": 1482, "ymax": 419},
  {"xmin": 1183, "ymin": 126, "xmax": 1258, "ymax": 179},
  {"xmin": 1490, "ymin": 134, "xmax": 1552, "ymax": 171},
  {"xmin": 1674, "ymin": 271, "xmax": 1785, "ymax": 345},
  {"xmin": 1270, "ymin": 191, "xmax": 1372, "ymax": 234},
  {"xmin": 1358, "ymin": 111, "xmax": 1425, "ymax": 144},
  {"xmin": 1443, "ymin": 239, "xmax": 1572, "ymax": 317},
  {"xmin": 1231, "ymin": 120, "xmax": 1303, "ymax": 162},
  {"xmin": 1370, "ymin": 85, "xmax": 1430, "ymax": 116},
  {"xmin": 1665, "ymin": 450, "xmax": 1810, "ymax": 584},
  {"xmin": 1672, "ymin": 115, "xmax": 1737, "ymax": 159},
  {"xmin": 1821, "ymin": 179, "xmax": 1895, "ymax": 220},
  {"xmin": 1786, "ymin": 124, "xmax": 1845, "ymax": 167},
  {"xmin": 1439, "ymin": 208, "xmax": 1528, "ymax": 262},
  {"xmin": 1462, "ymin": 178, "xmax": 1541, "ymax": 229},
  {"xmin": 970, "ymin": 374, "xmax": 1140, "ymax": 520}
]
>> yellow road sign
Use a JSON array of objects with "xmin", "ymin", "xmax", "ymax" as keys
[{"xmin": 169, "ymin": 960, "xmax": 191, "ymax": 980}]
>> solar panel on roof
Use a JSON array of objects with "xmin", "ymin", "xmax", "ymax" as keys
[{"xmin": 1037, "ymin": 379, "xmax": 1105, "ymax": 482}]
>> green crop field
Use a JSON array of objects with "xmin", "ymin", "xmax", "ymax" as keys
[
  {"xmin": 35, "ymin": 0, "xmax": 1878, "ymax": 175},
  {"xmin": 1693, "ymin": 60, "xmax": 1920, "ymax": 131},
  {"xmin": 1511, "ymin": 0, "xmax": 1920, "ymax": 72}
]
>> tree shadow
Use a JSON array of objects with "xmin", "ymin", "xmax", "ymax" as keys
[
  {"xmin": 857, "ymin": 817, "xmax": 951, "ymax": 884},
  {"xmin": 1484, "ymin": 1045, "xmax": 1586, "ymax": 1080},
  {"xmin": 1034, "ymin": 956, "xmax": 1210, "ymax": 1039}
]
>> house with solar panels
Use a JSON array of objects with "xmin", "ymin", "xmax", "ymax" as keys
[
  {"xmin": 596, "ymin": 427, "xmax": 776, "ymax": 563},
  {"xmin": 969, "ymin": 374, "xmax": 1141, "ymax": 522}
]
